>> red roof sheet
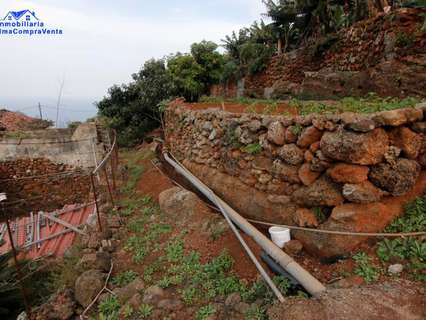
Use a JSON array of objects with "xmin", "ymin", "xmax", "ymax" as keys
[{"xmin": 0, "ymin": 203, "xmax": 94, "ymax": 259}]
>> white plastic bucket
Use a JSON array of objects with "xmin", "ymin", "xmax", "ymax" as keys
[{"xmin": 268, "ymin": 226, "xmax": 291, "ymax": 248}]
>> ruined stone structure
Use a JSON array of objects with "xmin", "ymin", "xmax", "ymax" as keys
[
  {"xmin": 165, "ymin": 101, "xmax": 426, "ymax": 258},
  {"xmin": 0, "ymin": 122, "xmax": 105, "ymax": 168}
]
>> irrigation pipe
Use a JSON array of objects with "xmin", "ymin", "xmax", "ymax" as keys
[
  {"xmin": 151, "ymin": 160, "xmax": 285, "ymax": 301},
  {"xmin": 163, "ymin": 152, "xmax": 326, "ymax": 297},
  {"xmin": 157, "ymin": 154, "xmax": 309, "ymax": 296},
  {"xmin": 215, "ymin": 195, "xmax": 285, "ymax": 302}
]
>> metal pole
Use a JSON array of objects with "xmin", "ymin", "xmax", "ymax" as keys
[
  {"xmin": 90, "ymin": 174, "xmax": 103, "ymax": 232},
  {"xmin": 5, "ymin": 218, "xmax": 31, "ymax": 315},
  {"xmin": 110, "ymin": 159, "xmax": 117, "ymax": 193},
  {"xmin": 38, "ymin": 102, "xmax": 42, "ymax": 120},
  {"xmin": 103, "ymin": 166, "xmax": 114, "ymax": 206}
]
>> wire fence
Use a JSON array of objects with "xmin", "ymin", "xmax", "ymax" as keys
[{"xmin": 0, "ymin": 128, "xmax": 119, "ymax": 315}]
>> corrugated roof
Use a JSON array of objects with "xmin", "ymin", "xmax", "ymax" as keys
[{"xmin": 0, "ymin": 203, "xmax": 94, "ymax": 259}]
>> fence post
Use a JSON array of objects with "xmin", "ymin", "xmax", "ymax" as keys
[
  {"xmin": 103, "ymin": 166, "xmax": 114, "ymax": 207},
  {"xmin": 110, "ymin": 153, "xmax": 117, "ymax": 193},
  {"xmin": 90, "ymin": 173, "xmax": 103, "ymax": 232},
  {"xmin": 5, "ymin": 218, "xmax": 31, "ymax": 316}
]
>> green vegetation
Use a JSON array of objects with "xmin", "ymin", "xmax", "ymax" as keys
[
  {"xmin": 242, "ymin": 143, "xmax": 262, "ymax": 155},
  {"xmin": 98, "ymin": 295, "xmax": 120, "ymax": 320},
  {"xmin": 245, "ymin": 305, "xmax": 268, "ymax": 320},
  {"xmin": 205, "ymin": 95, "xmax": 423, "ymax": 116},
  {"xmin": 138, "ymin": 304, "xmax": 154, "ymax": 318},
  {"xmin": 395, "ymin": 32, "xmax": 415, "ymax": 47},
  {"xmin": 121, "ymin": 304, "xmax": 134, "ymax": 319},
  {"xmin": 97, "ymin": 41, "xmax": 227, "ymax": 146},
  {"xmin": 97, "ymin": 59, "xmax": 174, "ymax": 146},
  {"xmin": 196, "ymin": 304, "xmax": 216, "ymax": 320},
  {"xmin": 376, "ymin": 195, "xmax": 426, "ymax": 281},
  {"xmin": 3, "ymin": 131, "xmax": 31, "ymax": 139},
  {"xmin": 291, "ymin": 95, "xmax": 422, "ymax": 115},
  {"xmin": 111, "ymin": 270, "xmax": 138, "ymax": 287},
  {"xmin": 353, "ymin": 252, "xmax": 380, "ymax": 283},
  {"xmin": 0, "ymin": 253, "xmax": 24, "ymax": 316}
]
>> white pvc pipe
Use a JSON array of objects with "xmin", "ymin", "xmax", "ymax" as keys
[{"xmin": 163, "ymin": 152, "xmax": 326, "ymax": 297}]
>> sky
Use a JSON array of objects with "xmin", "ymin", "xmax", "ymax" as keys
[{"xmin": 0, "ymin": 0, "xmax": 265, "ymax": 126}]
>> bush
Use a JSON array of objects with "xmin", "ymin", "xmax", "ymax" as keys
[{"xmin": 96, "ymin": 59, "xmax": 175, "ymax": 147}]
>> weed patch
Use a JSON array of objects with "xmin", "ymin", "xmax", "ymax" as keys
[
  {"xmin": 111, "ymin": 270, "xmax": 138, "ymax": 287},
  {"xmin": 376, "ymin": 195, "xmax": 426, "ymax": 281},
  {"xmin": 353, "ymin": 252, "xmax": 380, "ymax": 283},
  {"xmin": 242, "ymin": 143, "xmax": 262, "ymax": 155}
]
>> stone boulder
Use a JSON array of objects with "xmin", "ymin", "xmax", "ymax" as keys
[
  {"xmin": 326, "ymin": 163, "xmax": 369, "ymax": 184},
  {"xmin": 285, "ymin": 126, "xmax": 299, "ymax": 143},
  {"xmin": 78, "ymin": 251, "xmax": 111, "ymax": 272},
  {"xmin": 372, "ymin": 108, "xmax": 423, "ymax": 127},
  {"xmin": 283, "ymin": 240, "xmax": 303, "ymax": 256},
  {"xmin": 297, "ymin": 126, "xmax": 323, "ymax": 148},
  {"xmin": 342, "ymin": 181, "xmax": 387, "ymax": 203},
  {"xmin": 159, "ymin": 187, "xmax": 200, "ymax": 221},
  {"xmin": 298, "ymin": 163, "xmax": 321, "ymax": 186},
  {"xmin": 278, "ymin": 144, "xmax": 305, "ymax": 165},
  {"xmin": 320, "ymin": 127, "xmax": 388, "ymax": 165},
  {"xmin": 75, "ymin": 270, "xmax": 105, "ymax": 308},
  {"xmin": 294, "ymin": 202, "xmax": 389, "ymax": 258},
  {"xmin": 142, "ymin": 285, "xmax": 166, "ymax": 305},
  {"xmin": 270, "ymin": 79, "xmax": 301, "ymax": 99},
  {"xmin": 389, "ymin": 127, "xmax": 422, "ymax": 159},
  {"xmin": 369, "ymin": 158, "xmax": 421, "ymax": 196},
  {"xmin": 33, "ymin": 289, "xmax": 76, "ymax": 320},
  {"xmin": 267, "ymin": 280, "xmax": 426, "ymax": 320},
  {"xmin": 267, "ymin": 121, "xmax": 286, "ymax": 145},
  {"xmin": 114, "ymin": 278, "xmax": 145, "ymax": 304},
  {"xmin": 293, "ymin": 208, "xmax": 319, "ymax": 227},
  {"xmin": 272, "ymin": 159, "xmax": 300, "ymax": 184},
  {"xmin": 292, "ymin": 176, "xmax": 344, "ymax": 207}
]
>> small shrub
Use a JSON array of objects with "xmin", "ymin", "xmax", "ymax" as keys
[
  {"xmin": 111, "ymin": 270, "xmax": 138, "ymax": 287},
  {"xmin": 196, "ymin": 304, "xmax": 216, "ymax": 320},
  {"xmin": 377, "ymin": 195, "xmax": 426, "ymax": 280},
  {"xmin": 166, "ymin": 238, "xmax": 185, "ymax": 262},
  {"xmin": 122, "ymin": 304, "xmax": 134, "ymax": 319},
  {"xmin": 385, "ymin": 195, "xmax": 426, "ymax": 233},
  {"xmin": 98, "ymin": 295, "xmax": 120, "ymax": 320},
  {"xmin": 138, "ymin": 304, "xmax": 153, "ymax": 318},
  {"xmin": 242, "ymin": 143, "xmax": 262, "ymax": 155},
  {"xmin": 245, "ymin": 305, "xmax": 267, "ymax": 320},
  {"xmin": 353, "ymin": 252, "xmax": 380, "ymax": 283},
  {"xmin": 181, "ymin": 286, "xmax": 198, "ymax": 305},
  {"xmin": 290, "ymin": 124, "xmax": 303, "ymax": 136}
]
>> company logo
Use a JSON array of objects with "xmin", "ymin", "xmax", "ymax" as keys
[{"xmin": 0, "ymin": 9, "xmax": 63, "ymax": 36}]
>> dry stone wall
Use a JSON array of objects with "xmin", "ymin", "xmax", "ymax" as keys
[
  {"xmin": 212, "ymin": 8, "xmax": 426, "ymax": 99},
  {"xmin": 165, "ymin": 100, "xmax": 426, "ymax": 258}
]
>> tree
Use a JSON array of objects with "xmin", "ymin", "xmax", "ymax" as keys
[
  {"xmin": 97, "ymin": 59, "xmax": 175, "ymax": 146},
  {"xmin": 190, "ymin": 40, "xmax": 225, "ymax": 86},
  {"xmin": 168, "ymin": 54, "xmax": 204, "ymax": 102}
]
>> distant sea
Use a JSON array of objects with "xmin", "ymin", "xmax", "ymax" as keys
[{"xmin": 0, "ymin": 96, "xmax": 99, "ymax": 128}]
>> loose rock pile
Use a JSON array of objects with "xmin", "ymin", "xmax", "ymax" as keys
[{"xmin": 166, "ymin": 102, "xmax": 426, "ymax": 257}]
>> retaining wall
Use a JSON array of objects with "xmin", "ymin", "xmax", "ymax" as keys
[
  {"xmin": 165, "ymin": 100, "xmax": 426, "ymax": 258},
  {"xmin": 0, "ymin": 123, "xmax": 104, "ymax": 168}
]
